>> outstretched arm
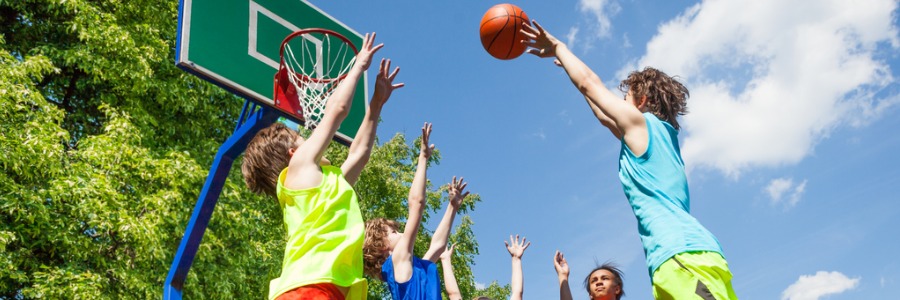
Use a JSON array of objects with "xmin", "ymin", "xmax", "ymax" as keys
[
  {"xmin": 392, "ymin": 122, "xmax": 434, "ymax": 283},
  {"xmin": 440, "ymin": 244, "xmax": 463, "ymax": 300},
  {"xmin": 554, "ymin": 251, "xmax": 574, "ymax": 300},
  {"xmin": 423, "ymin": 176, "xmax": 469, "ymax": 262},
  {"xmin": 507, "ymin": 235, "xmax": 531, "ymax": 300},
  {"xmin": 342, "ymin": 58, "xmax": 404, "ymax": 185},
  {"xmin": 286, "ymin": 33, "xmax": 383, "ymax": 189},
  {"xmin": 521, "ymin": 22, "xmax": 646, "ymax": 151}
]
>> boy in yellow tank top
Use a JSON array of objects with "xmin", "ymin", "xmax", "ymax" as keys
[{"xmin": 241, "ymin": 33, "xmax": 404, "ymax": 300}]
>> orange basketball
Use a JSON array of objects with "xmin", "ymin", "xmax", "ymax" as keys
[{"xmin": 480, "ymin": 4, "xmax": 530, "ymax": 60}]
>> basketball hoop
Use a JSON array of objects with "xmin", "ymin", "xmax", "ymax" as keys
[{"xmin": 274, "ymin": 28, "xmax": 358, "ymax": 129}]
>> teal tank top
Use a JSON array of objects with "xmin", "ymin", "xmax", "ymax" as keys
[{"xmin": 618, "ymin": 113, "xmax": 723, "ymax": 278}]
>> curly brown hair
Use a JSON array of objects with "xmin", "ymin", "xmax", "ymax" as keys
[
  {"xmin": 363, "ymin": 218, "xmax": 400, "ymax": 280},
  {"xmin": 241, "ymin": 122, "xmax": 300, "ymax": 198},
  {"xmin": 618, "ymin": 67, "xmax": 689, "ymax": 130}
]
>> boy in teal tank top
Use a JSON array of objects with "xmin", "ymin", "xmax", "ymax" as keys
[
  {"xmin": 522, "ymin": 21, "xmax": 738, "ymax": 299},
  {"xmin": 241, "ymin": 33, "xmax": 405, "ymax": 300}
]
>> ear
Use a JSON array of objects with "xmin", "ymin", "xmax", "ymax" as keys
[{"xmin": 638, "ymin": 95, "xmax": 649, "ymax": 110}]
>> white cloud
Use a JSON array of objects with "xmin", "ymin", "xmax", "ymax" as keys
[
  {"xmin": 765, "ymin": 177, "xmax": 807, "ymax": 208},
  {"xmin": 781, "ymin": 271, "xmax": 860, "ymax": 300},
  {"xmin": 475, "ymin": 281, "xmax": 486, "ymax": 290},
  {"xmin": 620, "ymin": 0, "xmax": 900, "ymax": 177},
  {"xmin": 566, "ymin": 26, "xmax": 580, "ymax": 49},
  {"xmin": 578, "ymin": 0, "xmax": 621, "ymax": 38}
]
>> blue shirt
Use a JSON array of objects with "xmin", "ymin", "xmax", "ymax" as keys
[
  {"xmin": 618, "ymin": 113, "xmax": 723, "ymax": 278},
  {"xmin": 381, "ymin": 255, "xmax": 441, "ymax": 300}
]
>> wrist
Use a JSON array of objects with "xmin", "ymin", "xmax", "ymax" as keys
[
  {"xmin": 553, "ymin": 42, "xmax": 567, "ymax": 55},
  {"xmin": 369, "ymin": 101, "xmax": 384, "ymax": 111},
  {"xmin": 511, "ymin": 256, "xmax": 522, "ymax": 262}
]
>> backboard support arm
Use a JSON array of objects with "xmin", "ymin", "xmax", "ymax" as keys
[{"xmin": 163, "ymin": 101, "xmax": 279, "ymax": 300}]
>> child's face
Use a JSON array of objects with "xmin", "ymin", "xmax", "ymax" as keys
[
  {"xmin": 587, "ymin": 269, "xmax": 621, "ymax": 300},
  {"xmin": 385, "ymin": 224, "xmax": 402, "ymax": 253}
]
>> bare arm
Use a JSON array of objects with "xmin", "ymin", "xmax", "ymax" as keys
[
  {"xmin": 506, "ymin": 235, "xmax": 531, "ymax": 300},
  {"xmin": 522, "ymin": 22, "xmax": 648, "ymax": 153},
  {"xmin": 342, "ymin": 58, "xmax": 404, "ymax": 185},
  {"xmin": 440, "ymin": 245, "xmax": 463, "ymax": 300},
  {"xmin": 554, "ymin": 251, "xmax": 573, "ymax": 300},
  {"xmin": 584, "ymin": 95, "xmax": 622, "ymax": 140},
  {"xmin": 423, "ymin": 176, "xmax": 468, "ymax": 262},
  {"xmin": 285, "ymin": 33, "xmax": 382, "ymax": 189},
  {"xmin": 392, "ymin": 122, "xmax": 434, "ymax": 283}
]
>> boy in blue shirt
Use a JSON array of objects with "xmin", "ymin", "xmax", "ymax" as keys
[{"xmin": 362, "ymin": 123, "xmax": 469, "ymax": 300}]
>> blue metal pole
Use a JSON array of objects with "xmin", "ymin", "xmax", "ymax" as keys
[{"xmin": 163, "ymin": 105, "xmax": 279, "ymax": 299}]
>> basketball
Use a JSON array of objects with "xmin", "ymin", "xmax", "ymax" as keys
[{"xmin": 479, "ymin": 4, "xmax": 530, "ymax": 60}]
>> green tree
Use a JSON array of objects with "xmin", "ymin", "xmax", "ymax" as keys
[{"xmin": 0, "ymin": 1, "xmax": 507, "ymax": 299}]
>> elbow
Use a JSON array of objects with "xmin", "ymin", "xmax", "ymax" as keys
[
  {"xmin": 408, "ymin": 195, "xmax": 425, "ymax": 207},
  {"xmin": 327, "ymin": 101, "xmax": 351, "ymax": 119},
  {"xmin": 573, "ymin": 71, "xmax": 600, "ymax": 95}
]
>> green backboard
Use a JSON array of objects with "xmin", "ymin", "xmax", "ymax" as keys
[{"xmin": 176, "ymin": 0, "xmax": 366, "ymax": 145}]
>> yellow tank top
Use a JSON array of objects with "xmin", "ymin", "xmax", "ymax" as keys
[{"xmin": 268, "ymin": 165, "xmax": 367, "ymax": 300}]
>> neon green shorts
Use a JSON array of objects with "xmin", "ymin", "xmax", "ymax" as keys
[{"xmin": 652, "ymin": 251, "xmax": 738, "ymax": 300}]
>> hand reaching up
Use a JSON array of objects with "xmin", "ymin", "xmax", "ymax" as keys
[
  {"xmin": 554, "ymin": 250, "xmax": 570, "ymax": 279},
  {"xmin": 505, "ymin": 235, "xmax": 531, "ymax": 259},
  {"xmin": 447, "ymin": 176, "xmax": 469, "ymax": 208},
  {"xmin": 355, "ymin": 32, "xmax": 384, "ymax": 71},
  {"xmin": 372, "ymin": 58, "xmax": 404, "ymax": 107}
]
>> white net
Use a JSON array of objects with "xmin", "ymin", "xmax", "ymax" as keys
[{"xmin": 281, "ymin": 30, "xmax": 357, "ymax": 129}]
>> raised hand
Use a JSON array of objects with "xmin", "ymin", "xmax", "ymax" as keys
[
  {"xmin": 372, "ymin": 58, "xmax": 404, "ymax": 106},
  {"xmin": 505, "ymin": 235, "xmax": 531, "ymax": 259},
  {"xmin": 420, "ymin": 122, "xmax": 435, "ymax": 158},
  {"xmin": 355, "ymin": 32, "xmax": 384, "ymax": 71},
  {"xmin": 440, "ymin": 244, "xmax": 455, "ymax": 261},
  {"xmin": 554, "ymin": 250, "xmax": 570, "ymax": 279},
  {"xmin": 520, "ymin": 20, "xmax": 561, "ymax": 58},
  {"xmin": 447, "ymin": 176, "xmax": 469, "ymax": 208}
]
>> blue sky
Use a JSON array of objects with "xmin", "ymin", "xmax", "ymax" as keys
[{"xmin": 300, "ymin": 1, "xmax": 899, "ymax": 299}]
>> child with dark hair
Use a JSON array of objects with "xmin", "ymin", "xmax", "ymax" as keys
[
  {"xmin": 523, "ymin": 20, "xmax": 737, "ymax": 300},
  {"xmin": 554, "ymin": 251, "xmax": 623, "ymax": 300}
]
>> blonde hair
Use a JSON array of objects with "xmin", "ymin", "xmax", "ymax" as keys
[
  {"xmin": 363, "ymin": 218, "xmax": 400, "ymax": 279},
  {"xmin": 241, "ymin": 123, "xmax": 299, "ymax": 198}
]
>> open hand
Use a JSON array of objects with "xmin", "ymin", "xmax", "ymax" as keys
[
  {"xmin": 355, "ymin": 32, "xmax": 384, "ymax": 71},
  {"xmin": 448, "ymin": 176, "xmax": 469, "ymax": 207},
  {"xmin": 440, "ymin": 244, "xmax": 455, "ymax": 261},
  {"xmin": 505, "ymin": 235, "xmax": 531, "ymax": 259},
  {"xmin": 372, "ymin": 58, "xmax": 404, "ymax": 106},
  {"xmin": 520, "ymin": 20, "xmax": 561, "ymax": 59}
]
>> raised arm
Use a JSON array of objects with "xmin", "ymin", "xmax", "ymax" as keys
[
  {"xmin": 286, "ymin": 33, "xmax": 383, "ymax": 189},
  {"xmin": 423, "ymin": 176, "xmax": 468, "ymax": 262},
  {"xmin": 342, "ymin": 58, "xmax": 404, "ymax": 185},
  {"xmin": 440, "ymin": 244, "xmax": 463, "ymax": 300},
  {"xmin": 554, "ymin": 251, "xmax": 574, "ymax": 300},
  {"xmin": 521, "ymin": 22, "xmax": 647, "ymax": 151},
  {"xmin": 391, "ymin": 122, "xmax": 434, "ymax": 283},
  {"xmin": 506, "ymin": 235, "xmax": 531, "ymax": 300}
]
